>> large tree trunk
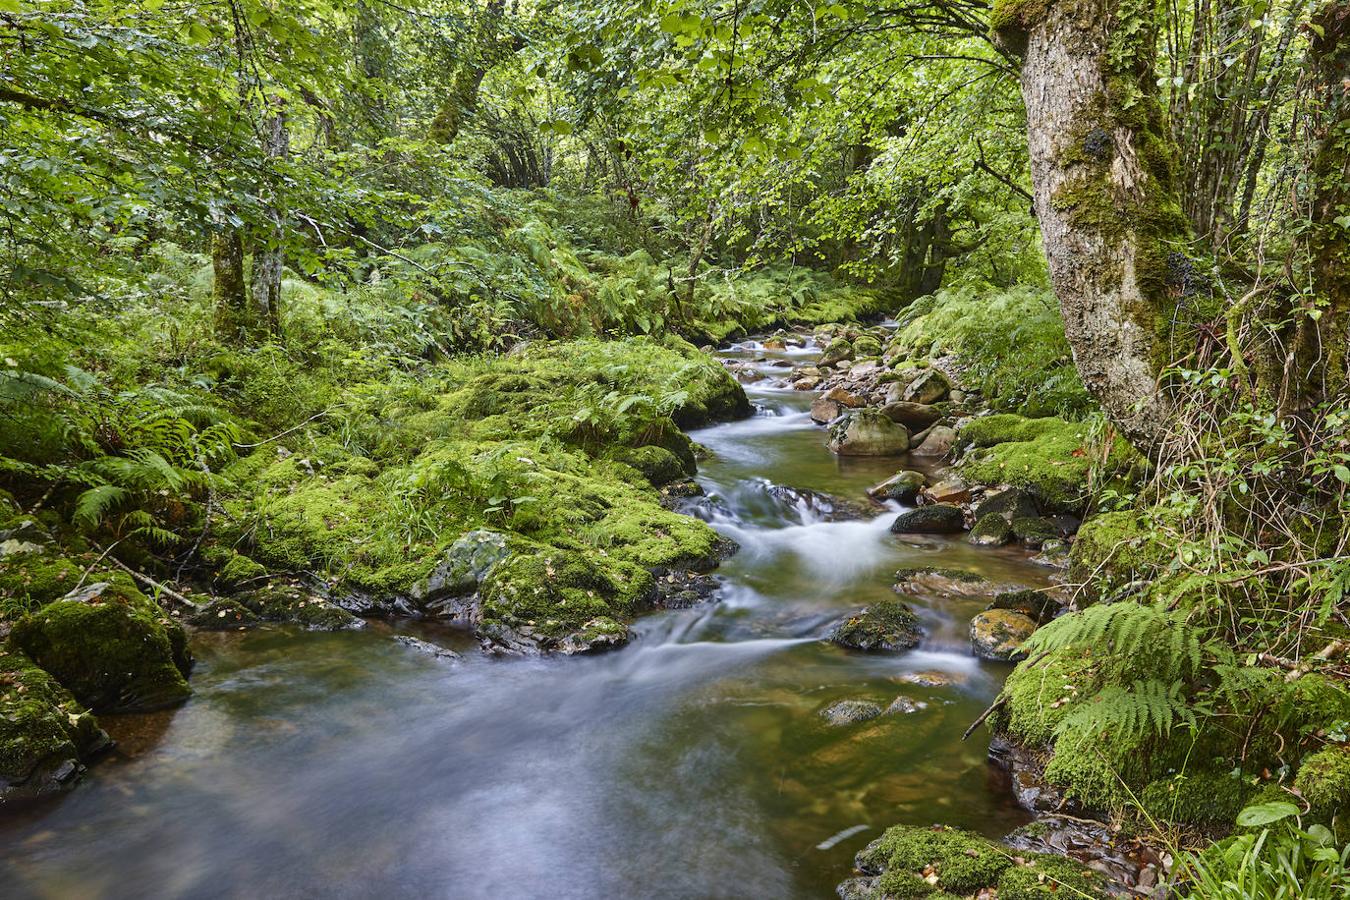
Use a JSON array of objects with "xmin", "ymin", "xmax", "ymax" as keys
[
  {"xmin": 994, "ymin": 0, "xmax": 1193, "ymax": 452},
  {"xmin": 1298, "ymin": 0, "xmax": 1350, "ymax": 403},
  {"xmin": 250, "ymin": 101, "xmax": 289, "ymax": 335}
]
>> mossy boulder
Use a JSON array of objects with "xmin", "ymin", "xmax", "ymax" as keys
[
  {"xmin": 968, "ymin": 514, "xmax": 1013, "ymax": 547},
  {"xmin": 612, "ymin": 445, "xmax": 690, "ymax": 486},
  {"xmin": 0, "ymin": 549, "xmax": 84, "ymax": 622},
  {"xmin": 0, "ymin": 647, "xmax": 111, "ymax": 800},
  {"xmin": 1010, "ymin": 516, "xmax": 1060, "ymax": 549},
  {"xmin": 830, "ymin": 598, "xmax": 923, "ymax": 652},
  {"xmin": 10, "ymin": 579, "xmax": 193, "ymax": 713},
  {"xmin": 856, "ymin": 825, "xmax": 1012, "ymax": 894},
  {"xmin": 234, "ymin": 581, "xmax": 365, "ymax": 631},
  {"xmin": 1069, "ymin": 510, "xmax": 1177, "ymax": 599},
  {"xmin": 868, "ymin": 470, "xmax": 927, "ymax": 504},
  {"xmin": 890, "ymin": 504, "xmax": 965, "ymax": 535},
  {"xmin": 970, "ymin": 609, "xmax": 1038, "ymax": 661},
  {"xmin": 958, "ymin": 414, "xmax": 1109, "ymax": 512},
  {"xmin": 996, "ymin": 852, "xmax": 1106, "ymax": 899},
  {"xmin": 819, "ymin": 337, "xmax": 854, "ymax": 366},
  {"xmin": 1140, "ymin": 772, "xmax": 1257, "ymax": 827},
  {"xmin": 852, "ymin": 334, "xmax": 884, "ymax": 358},
  {"xmin": 1294, "ymin": 746, "xmax": 1350, "ymax": 836},
  {"xmin": 188, "ymin": 598, "xmax": 260, "ymax": 630},
  {"xmin": 828, "ymin": 409, "xmax": 911, "ymax": 456}
]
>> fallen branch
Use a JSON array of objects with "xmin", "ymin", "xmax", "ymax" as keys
[
  {"xmin": 962, "ymin": 694, "xmax": 1007, "ymax": 741},
  {"xmin": 107, "ymin": 558, "xmax": 201, "ymax": 613}
]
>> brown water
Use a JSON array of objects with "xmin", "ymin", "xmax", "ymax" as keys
[{"xmin": 0, "ymin": 337, "xmax": 1045, "ymax": 899}]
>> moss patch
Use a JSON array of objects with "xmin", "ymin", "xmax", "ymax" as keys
[{"xmin": 0, "ymin": 647, "xmax": 109, "ymax": 795}]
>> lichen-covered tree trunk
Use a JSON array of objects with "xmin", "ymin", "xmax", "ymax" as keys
[
  {"xmin": 250, "ymin": 102, "xmax": 289, "ymax": 336},
  {"xmin": 212, "ymin": 226, "xmax": 248, "ymax": 337},
  {"xmin": 427, "ymin": 0, "xmax": 506, "ymax": 145},
  {"xmin": 1300, "ymin": 0, "xmax": 1350, "ymax": 403},
  {"xmin": 994, "ymin": 0, "xmax": 1193, "ymax": 452}
]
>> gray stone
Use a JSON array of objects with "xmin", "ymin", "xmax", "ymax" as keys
[
  {"xmin": 911, "ymin": 424, "xmax": 957, "ymax": 457},
  {"xmin": 969, "ymin": 609, "xmax": 1038, "ymax": 661},
  {"xmin": 902, "ymin": 368, "xmax": 950, "ymax": 404},
  {"xmin": 889, "ymin": 504, "xmax": 965, "ymax": 534},
  {"xmin": 827, "ymin": 409, "xmax": 910, "ymax": 456},
  {"xmin": 879, "ymin": 400, "xmax": 942, "ymax": 430},
  {"xmin": 820, "ymin": 700, "xmax": 884, "ymax": 726},
  {"xmin": 867, "ymin": 470, "xmax": 926, "ymax": 504}
]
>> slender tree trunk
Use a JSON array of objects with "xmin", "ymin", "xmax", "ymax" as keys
[
  {"xmin": 1296, "ymin": 0, "xmax": 1350, "ymax": 403},
  {"xmin": 993, "ymin": 0, "xmax": 1193, "ymax": 453},
  {"xmin": 428, "ymin": 0, "xmax": 506, "ymax": 144},
  {"xmin": 250, "ymin": 100, "xmax": 288, "ymax": 335}
]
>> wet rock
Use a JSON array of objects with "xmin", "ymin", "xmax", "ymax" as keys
[
  {"xmin": 911, "ymin": 424, "xmax": 957, "ymax": 457},
  {"xmin": 889, "ymin": 504, "xmax": 964, "ymax": 535},
  {"xmin": 921, "ymin": 477, "xmax": 971, "ymax": 504},
  {"xmin": 879, "ymin": 401, "xmax": 942, "ymax": 430},
  {"xmin": 1046, "ymin": 513, "xmax": 1082, "ymax": 537},
  {"xmin": 852, "ymin": 335, "xmax": 883, "ymax": 358},
  {"xmin": 885, "ymin": 695, "xmax": 928, "ymax": 715},
  {"xmin": 11, "ymin": 579, "xmax": 193, "ymax": 713},
  {"xmin": 409, "ymin": 530, "xmax": 510, "ymax": 611},
  {"xmin": 823, "ymin": 385, "xmax": 868, "ymax": 408},
  {"xmin": 829, "ymin": 598, "xmax": 923, "ymax": 652},
  {"xmin": 897, "ymin": 669, "xmax": 965, "ymax": 688},
  {"xmin": 188, "ymin": 598, "xmax": 260, "ymax": 630},
  {"xmin": 989, "ymin": 735, "xmax": 1069, "ymax": 813},
  {"xmin": 828, "ymin": 409, "xmax": 910, "ymax": 456},
  {"xmin": 393, "ymin": 635, "xmax": 461, "ymax": 660},
  {"xmin": 819, "ymin": 338, "xmax": 853, "ymax": 367},
  {"xmin": 820, "ymin": 699, "xmax": 884, "ymax": 726},
  {"xmin": 973, "ymin": 487, "xmax": 1040, "ymax": 523},
  {"xmin": 1003, "ymin": 815, "xmax": 1146, "ymax": 892},
  {"xmin": 767, "ymin": 484, "xmax": 873, "ymax": 521},
  {"xmin": 1010, "ymin": 516, "xmax": 1061, "ymax": 549},
  {"xmin": 834, "ymin": 876, "xmax": 880, "ymax": 900},
  {"xmin": 989, "ymin": 588, "xmax": 1061, "ymax": 625},
  {"xmin": 0, "ymin": 647, "xmax": 111, "ymax": 801},
  {"xmin": 243, "ymin": 582, "xmax": 367, "ymax": 631},
  {"xmin": 793, "ymin": 376, "xmax": 822, "ymax": 391},
  {"xmin": 1032, "ymin": 540, "xmax": 1071, "ymax": 569},
  {"xmin": 867, "ymin": 470, "xmax": 926, "ymax": 504},
  {"xmin": 968, "ymin": 514, "xmax": 1013, "ymax": 547},
  {"xmin": 902, "ymin": 368, "xmax": 951, "ymax": 404},
  {"xmin": 970, "ymin": 609, "xmax": 1038, "ymax": 661},
  {"xmin": 810, "ymin": 396, "xmax": 842, "ymax": 424},
  {"xmin": 892, "ymin": 565, "xmax": 1001, "ymax": 599}
]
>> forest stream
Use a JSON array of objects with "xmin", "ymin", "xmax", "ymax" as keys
[{"xmin": 1, "ymin": 335, "xmax": 1056, "ymax": 899}]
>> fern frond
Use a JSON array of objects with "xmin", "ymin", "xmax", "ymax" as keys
[{"xmin": 74, "ymin": 483, "xmax": 129, "ymax": 528}]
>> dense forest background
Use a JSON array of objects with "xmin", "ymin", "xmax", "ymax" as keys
[{"xmin": 2, "ymin": 0, "xmax": 1349, "ymax": 895}]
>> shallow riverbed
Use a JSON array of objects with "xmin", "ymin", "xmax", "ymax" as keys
[{"xmin": 0, "ymin": 337, "xmax": 1048, "ymax": 899}]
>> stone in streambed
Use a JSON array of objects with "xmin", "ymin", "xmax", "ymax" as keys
[
  {"xmin": 819, "ymin": 338, "xmax": 853, "ymax": 367},
  {"xmin": 188, "ymin": 598, "xmax": 260, "ymax": 630},
  {"xmin": 968, "ymin": 514, "xmax": 1013, "ymax": 547},
  {"xmin": 828, "ymin": 410, "xmax": 910, "ymax": 456},
  {"xmin": 393, "ymin": 635, "xmax": 461, "ymax": 660},
  {"xmin": 820, "ymin": 699, "xmax": 884, "ymax": 726},
  {"xmin": 867, "ymin": 470, "xmax": 926, "ymax": 504},
  {"xmin": 901, "ymin": 368, "xmax": 950, "ymax": 404},
  {"xmin": 1010, "ymin": 516, "xmax": 1060, "ymax": 549},
  {"xmin": 969, "ymin": 609, "xmax": 1038, "ymax": 661},
  {"xmin": 409, "ymin": 529, "xmax": 510, "ymax": 611},
  {"xmin": 988, "ymin": 588, "xmax": 1061, "ymax": 625},
  {"xmin": 911, "ymin": 424, "xmax": 957, "ymax": 457},
  {"xmin": 889, "ymin": 504, "xmax": 964, "ymax": 535},
  {"xmin": 921, "ymin": 477, "xmax": 970, "ymax": 504},
  {"xmin": 810, "ymin": 396, "xmax": 842, "ymax": 424},
  {"xmin": 973, "ymin": 487, "xmax": 1040, "ymax": 522},
  {"xmin": 829, "ymin": 598, "xmax": 923, "ymax": 652},
  {"xmin": 885, "ymin": 695, "xmax": 928, "ymax": 715},
  {"xmin": 880, "ymin": 401, "xmax": 941, "ymax": 430}
]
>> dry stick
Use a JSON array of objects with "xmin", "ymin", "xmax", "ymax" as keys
[
  {"xmin": 106, "ymin": 558, "xmax": 201, "ymax": 613},
  {"xmin": 962, "ymin": 650, "xmax": 1052, "ymax": 741}
]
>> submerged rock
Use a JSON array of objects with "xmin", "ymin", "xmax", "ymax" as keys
[
  {"xmin": 830, "ymin": 598, "xmax": 923, "ymax": 652},
  {"xmin": 893, "ymin": 565, "xmax": 1000, "ymax": 599},
  {"xmin": 969, "ymin": 609, "xmax": 1038, "ymax": 661},
  {"xmin": 820, "ymin": 699, "xmax": 884, "ymax": 726},
  {"xmin": 968, "ymin": 513, "xmax": 1013, "ymax": 547},
  {"xmin": 889, "ymin": 504, "xmax": 964, "ymax": 535},
  {"xmin": 10, "ymin": 579, "xmax": 193, "ymax": 713},
  {"xmin": 884, "ymin": 695, "xmax": 928, "ymax": 715},
  {"xmin": 827, "ymin": 409, "xmax": 911, "ymax": 456},
  {"xmin": 393, "ymin": 635, "xmax": 461, "ymax": 660},
  {"xmin": 766, "ymin": 484, "xmax": 873, "ymax": 522}
]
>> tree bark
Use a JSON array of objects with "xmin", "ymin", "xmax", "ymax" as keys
[
  {"xmin": 428, "ymin": 0, "xmax": 506, "ymax": 145},
  {"xmin": 250, "ymin": 100, "xmax": 289, "ymax": 335},
  {"xmin": 1298, "ymin": 0, "xmax": 1350, "ymax": 403},
  {"xmin": 212, "ymin": 225, "xmax": 249, "ymax": 337},
  {"xmin": 994, "ymin": 0, "xmax": 1193, "ymax": 453}
]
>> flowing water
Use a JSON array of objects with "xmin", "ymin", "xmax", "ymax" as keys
[{"xmin": 0, "ymin": 338, "xmax": 1050, "ymax": 899}]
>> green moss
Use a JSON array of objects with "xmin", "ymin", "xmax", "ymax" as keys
[
  {"xmin": 1069, "ymin": 509, "xmax": 1177, "ymax": 597},
  {"xmin": 859, "ymin": 825, "xmax": 1012, "ymax": 894},
  {"xmin": 1141, "ymin": 772, "xmax": 1257, "ymax": 827},
  {"xmin": 997, "ymin": 853, "xmax": 1106, "ymax": 899},
  {"xmin": 874, "ymin": 869, "xmax": 937, "ymax": 898},
  {"xmin": 0, "ymin": 551, "xmax": 83, "ymax": 621},
  {"xmin": 234, "ymin": 582, "xmax": 362, "ymax": 631},
  {"xmin": 958, "ymin": 415, "xmax": 1103, "ymax": 511},
  {"xmin": 0, "ymin": 647, "xmax": 108, "ymax": 794},
  {"xmin": 1294, "ymin": 746, "xmax": 1350, "ymax": 828},
  {"xmin": 9, "ymin": 581, "xmax": 192, "ymax": 713},
  {"xmin": 611, "ymin": 445, "xmax": 689, "ymax": 486},
  {"xmin": 479, "ymin": 547, "xmax": 655, "ymax": 639},
  {"xmin": 217, "ymin": 551, "xmax": 267, "ymax": 587}
]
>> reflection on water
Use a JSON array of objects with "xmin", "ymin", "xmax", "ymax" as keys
[{"xmin": 0, "ymin": 338, "xmax": 1042, "ymax": 899}]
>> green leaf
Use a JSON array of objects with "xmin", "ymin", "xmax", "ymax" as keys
[
  {"xmin": 1333, "ymin": 464, "xmax": 1350, "ymax": 483},
  {"xmin": 1235, "ymin": 801, "xmax": 1299, "ymax": 827},
  {"xmin": 0, "ymin": 0, "xmax": 23, "ymax": 12}
]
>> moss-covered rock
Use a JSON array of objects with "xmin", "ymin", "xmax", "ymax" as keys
[
  {"xmin": 1294, "ymin": 746, "xmax": 1350, "ymax": 835},
  {"xmin": 828, "ymin": 409, "xmax": 911, "ymax": 456},
  {"xmin": 10, "ymin": 580, "xmax": 192, "ymax": 713},
  {"xmin": 234, "ymin": 581, "xmax": 364, "ymax": 631},
  {"xmin": 968, "ymin": 513, "xmax": 1013, "ymax": 546},
  {"xmin": 612, "ymin": 445, "xmax": 690, "ymax": 486},
  {"xmin": 1140, "ymin": 772, "xmax": 1257, "ymax": 827},
  {"xmin": 970, "ymin": 609, "xmax": 1038, "ymax": 661},
  {"xmin": 188, "ymin": 598, "xmax": 260, "ymax": 630},
  {"xmin": 857, "ymin": 825, "xmax": 1012, "ymax": 894},
  {"xmin": 1069, "ymin": 510, "xmax": 1177, "ymax": 598},
  {"xmin": 830, "ymin": 598, "xmax": 923, "ymax": 652},
  {"xmin": 890, "ymin": 504, "xmax": 965, "ymax": 535},
  {"xmin": 0, "ymin": 647, "xmax": 111, "ymax": 800},
  {"xmin": 819, "ymin": 337, "xmax": 854, "ymax": 367},
  {"xmin": 0, "ymin": 549, "xmax": 84, "ymax": 622},
  {"xmin": 957, "ymin": 414, "xmax": 1129, "ymax": 512},
  {"xmin": 996, "ymin": 852, "xmax": 1106, "ymax": 899}
]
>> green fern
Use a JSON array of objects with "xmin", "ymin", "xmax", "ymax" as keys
[
  {"xmin": 1054, "ymin": 679, "xmax": 1198, "ymax": 744},
  {"xmin": 1022, "ymin": 602, "xmax": 1204, "ymax": 682}
]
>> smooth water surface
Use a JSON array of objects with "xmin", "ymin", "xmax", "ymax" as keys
[{"xmin": 0, "ymin": 339, "xmax": 1044, "ymax": 899}]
